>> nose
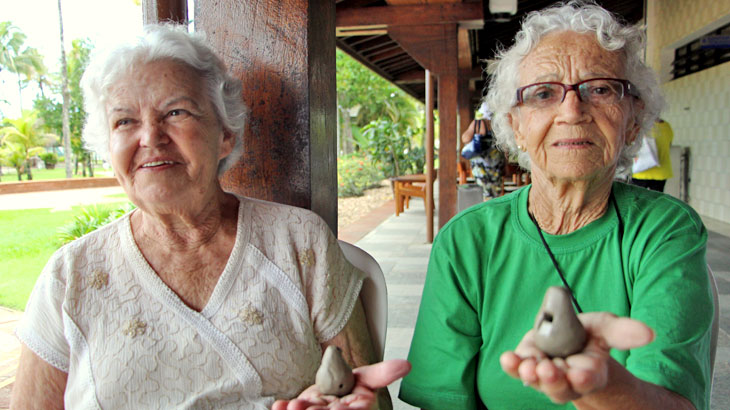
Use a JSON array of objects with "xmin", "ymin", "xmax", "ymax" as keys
[
  {"xmin": 556, "ymin": 89, "xmax": 588, "ymax": 122},
  {"xmin": 139, "ymin": 121, "xmax": 170, "ymax": 147}
]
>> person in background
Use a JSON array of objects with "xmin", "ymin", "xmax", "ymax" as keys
[
  {"xmin": 461, "ymin": 102, "xmax": 505, "ymax": 198},
  {"xmin": 632, "ymin": 118, "xmax": 673, "ymax": 192},
  {"xmin": 11, "ymin": 24, "xmax": 409, "ymax": 409},
  {"xmin": 399, "ymin": 2, "xmax": 712, "ymax": 409}
]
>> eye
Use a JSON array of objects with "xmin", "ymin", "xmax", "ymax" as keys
[
  {"xmin": 114, "ymin": 118, "xmax": 133, "ymax": 129},
  {"xmin": 167, "ymin": 109, "xmax": 190, "ymax": 118}
]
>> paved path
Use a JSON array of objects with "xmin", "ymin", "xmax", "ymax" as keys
[{"xmin": 0, "ymin": 186, "xmax": 127, "ymax": 211}]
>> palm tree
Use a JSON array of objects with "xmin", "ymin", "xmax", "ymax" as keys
[
  {"xmin": 0, "ymin": 21, "xmax": 26, "ymax": 74},
  {"xmin": 58, "ymin": 0, "xmax": 73, "ymax": 178},
  {"xmin": 0, "ymin": 110, "xmax": 58, "ymax": 180}
]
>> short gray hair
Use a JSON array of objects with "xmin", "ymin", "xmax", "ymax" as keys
[
  {"xmin": 485, "ymin": 0, "xmax": 665, "ymax": 173},
  {"xmin": 81, "ymin": 24, "xmax": 246, "ymax": 174}
]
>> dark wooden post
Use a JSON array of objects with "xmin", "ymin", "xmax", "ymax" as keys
[
  {"xmin": 390, "ymin": 23, "xmax": 460, "ymax": 228},
  {"xmin": 187, "ymin": 0, "xmax": 338, "ymax": 233},
  {"xmin": 143, "ymin": 0, "xmax": 187, "ymax": 24},
  {"xmin": 425, "ymin": 70, "xmax": 435, "ymax": 243},
  {"xmin": 436, "ymin": 24, "xmax": 458, "ymax": 228}
]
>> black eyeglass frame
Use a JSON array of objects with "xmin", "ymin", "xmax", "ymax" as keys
[{"xmin": 514, "ymin": 77, "xmax": 640, "ymax": 107}]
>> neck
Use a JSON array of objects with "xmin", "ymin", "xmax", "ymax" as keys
[
  {"xmin": 528, "ymin": 171, "xmax": 613, "ymax": 235},
  {"xmin": 132, "ymin": 188, "xmax": 239, "ymax": 250}
]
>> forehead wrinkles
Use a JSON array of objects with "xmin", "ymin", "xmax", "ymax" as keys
[
  {"xmin": 107, "ymin": 60, "xmax": 206, "ymax": 110},
  {"xmin": 518, "ymin": 33, "xmax": 626, "ymax": 83}
]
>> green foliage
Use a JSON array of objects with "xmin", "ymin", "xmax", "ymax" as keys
[
  {"xmin": 361, "ymin": 116, "xmax": 425, "ymax": 178},
  {"xmin": 337, "ymin": 152, "xmax": 384, "ymax": 197},
  {"xmin": 0, "ymin": 207, "xmax": 78, "ymax": 310},
  {"xmin": 1, "ymin": 110, "xmax": 58, "ymax": 180},
  {"xmin": 57, "ymin": 202, "xmax": 136, "ymax": 245},
  {"xmin": 40, "ymin": 151, "xmax": 58, "ymax": 168},
  {"xmin": 34, "ymin": 40, "xmax": 92, "ymax": 144}
]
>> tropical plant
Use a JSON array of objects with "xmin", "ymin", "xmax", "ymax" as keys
[
  {"xmin": 337, "ymin": 152, "xmax": 384, "ymax": 197},
  {"xmin": 34, "ymin": 38, "xmax": 94, "ymax": 176},
  {"xmin": 0, "ymin": 110, "xmax": 58, "ymax": 180},
  {"xmin": 336, "ymin": 49, "xmax": 424, "ymax": 155},
  {"xmin": 57, "ymin": 202, "xmax": 136, "ymax": 245},
  {"xmin": 40, "ymin": 151, "xmax": 58, "ymax": 169},
  {"xmin": 0, "ymin": 22, "xmax": 46, "ymax": 112},
  {"xmin": 0, "ymin": 144, "xmax": 26, "ymax": 180}
]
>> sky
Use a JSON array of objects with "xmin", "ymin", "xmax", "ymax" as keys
[{"xmin": 0, "ymin": 0, "xmax": 144, "ymax": 118}]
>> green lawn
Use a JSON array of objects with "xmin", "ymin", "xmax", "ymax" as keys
[
  {"xmin": 0, "ymin": 202, "xmax": 127, "ymax": 310},
  {"xmin": 0, "ymin": 166, "xmax": 112, "ymax": 182}
]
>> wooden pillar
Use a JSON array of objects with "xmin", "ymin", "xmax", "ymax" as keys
[
  {"xmin": 390, "ymin": 23, "xmax": 460, "ymax": 227},
  {"xmin": 437, "ymin": 25, "xmax": 458, "ymax": 228},
  {"xmin": 143, "ymin": 0, "xmax": 187, "ymax": 24},
  {"xmin": 425, "ymin": 70, "xmax": 435, "ymax": 243},
  {"xmin": 189, "ymin": 0, "xmax": 338, "ymax": 233}
]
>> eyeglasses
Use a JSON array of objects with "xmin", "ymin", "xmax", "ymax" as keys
[{"xmin": 515, "ymin": 78, "xmax": 639, "ymax": 109}]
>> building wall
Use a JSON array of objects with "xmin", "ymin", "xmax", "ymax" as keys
[{"xmin": 646, "ymin": 0, "xmax": 730, "ymax": 224}]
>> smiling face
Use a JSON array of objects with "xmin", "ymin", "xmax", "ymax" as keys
[
  {"xmin": 105, "ymin": 59, "xmax": 233, "ymax": 212},
  {"xmin": 509, "ymin": 31, "xmax": 640, "ymax": 185}
]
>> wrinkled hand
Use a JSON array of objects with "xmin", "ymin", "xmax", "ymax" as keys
[
  {"xmin": 500, "ymin": 312, "xmax": 654, "ymax": 404},
  {"xmin": 272, "ymin": 359, "xmax": 411, "ymax": 410}
]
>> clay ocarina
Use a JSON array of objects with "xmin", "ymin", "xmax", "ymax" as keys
[
  {"xmin": 533, "ymin": 286, "xmax": 587, "ymax": 358},
  {"xmin": 315, "ymin": 345, "xmax": 355, "ymax": 396}
]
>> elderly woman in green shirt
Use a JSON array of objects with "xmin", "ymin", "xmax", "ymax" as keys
[{"xmin": 399, "ymin": 2, "xmax": 712, "ymax": 410}]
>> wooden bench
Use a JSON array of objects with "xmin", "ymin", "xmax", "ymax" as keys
[{"xmin": 392, "ymin": 170, "xmax": 437, "ymax": 216}]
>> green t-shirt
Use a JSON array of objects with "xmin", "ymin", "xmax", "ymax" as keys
[{"xmin": 399, "ymin": 182, "xmax": 712, "ymax": 410}]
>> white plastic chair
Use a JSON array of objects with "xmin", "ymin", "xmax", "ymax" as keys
[{"xmin": 338, "ymin": 240, "xmax": 387, "ymax": 361}]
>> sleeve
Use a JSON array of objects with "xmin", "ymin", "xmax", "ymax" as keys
[
  {"xmin": 398, "ymin": 236, "xmax": 483, "ymax": 410},
  {"xmin": 301, "ymin": 214, "xmax": 364, "ymax": 343},
  {"xmin": 625, "ymin": 198, "xmax": 712, "ymax": 410},
  {"xmin": 15, "ymin": 251, "xmax": 71, "ymax": 373}
]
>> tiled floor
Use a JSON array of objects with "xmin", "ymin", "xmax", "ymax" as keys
[{"xmin": 357, "ymin": 198, "xmax": 730, "ymax": 410}]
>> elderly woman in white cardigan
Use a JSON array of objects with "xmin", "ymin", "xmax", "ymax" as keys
[{"xmin": 12, "ymin": 24, "xmax": 408, "ymax": 409}]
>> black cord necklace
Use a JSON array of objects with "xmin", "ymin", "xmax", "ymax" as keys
[{"xmin": 529, "ymin": 190, "xmax": 624, "ymax": 314}]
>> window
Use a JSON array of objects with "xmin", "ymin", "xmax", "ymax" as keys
[{"xmin": 671, "ymin": 23, "xmax": 730, "ymax": 80}]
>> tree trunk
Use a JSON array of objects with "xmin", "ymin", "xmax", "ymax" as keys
[
  {"xmin": 58, "ymin": 0, "xmax": 73, "ymax": 179},
  {"xmin": 87, "ymin": 155, "xmax": 94, "ymax": 177},
  {"xmin": 25, "ymin": 160, "xmax": 32, "ymax": 180},
  {"xmin": 15, "ymin": 166, "xmax": 22, "ymax": 181}
]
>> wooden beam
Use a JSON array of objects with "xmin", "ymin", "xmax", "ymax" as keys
[
  {"xmin": 395, "ymin": 69, "xmax": 426, "ymax": 84},
  {"xmin": 336, "ymin": 3, "xmax": 482, "ymax": 28},
  {"xmin": 142, "ymin": 0, "xmax": 187, "ymax": 24},
  {"xmin": 196, "ymin": 0, "xmax": 338, "ymax": 233}
]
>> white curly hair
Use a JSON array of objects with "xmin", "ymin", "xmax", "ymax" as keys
[
  {"xmin": 485, "ymin": 0, "xmax": 665, "ymax": 173},
  {"xmin": 81, "ymin": 23, "xmax": 247, "ymax": 175}
]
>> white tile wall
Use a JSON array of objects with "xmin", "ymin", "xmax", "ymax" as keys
[{"xmin": 646, "ymin": 0, "xmax": 730, "ymax": 224}]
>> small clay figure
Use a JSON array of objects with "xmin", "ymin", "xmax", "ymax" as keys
[
  {"xmin": 315, "ymin": 345, "xmax": 355, "ymax": 396},
  {"xmin": 533, "ymin": 286, "xmax": 587, "ymax": 358}
]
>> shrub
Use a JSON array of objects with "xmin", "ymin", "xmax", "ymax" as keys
[
  {"xmin": 40, "ymin": 152, "xmax": 58, "ymax": 169},
  {"xmin": 57, "ymin": 202, "xmax": 136, "ymax": 245},
  {"xmin": 338, "ymin": 152, "xmax": 383, "ymax": 197}
]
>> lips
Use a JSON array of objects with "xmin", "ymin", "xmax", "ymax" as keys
[
  {"xmin": 141, "ymin": 160, "xmax": 175, "ymax": 168},
  {"xmin": 553, "ymin": 140, "xmax": 594, "ymax": 147}
]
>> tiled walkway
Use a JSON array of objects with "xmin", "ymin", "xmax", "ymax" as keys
[{"xmin": 357, "ymin": 199, "xmax": 730, "ymax": 410}]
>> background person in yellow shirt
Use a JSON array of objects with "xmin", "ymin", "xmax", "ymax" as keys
[{"xmin": 632, "ymin": 119, "xmax": 673, "ymax": 192}]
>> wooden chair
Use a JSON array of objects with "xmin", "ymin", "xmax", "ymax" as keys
[
  {"xmin": 392, "ymin": 169, "xmax": 437, "ymax": 216},
  {"xmin": 457, "ymin": 158, "xmax": 473, "ymax": 184}
]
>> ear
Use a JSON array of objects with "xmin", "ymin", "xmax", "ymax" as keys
[
  {"xmin": 625, "ymin": 100, "xmax": 645, "ymax": 146},
  {"xmin": 508, "ymin": 110, "xmax": 527, "ymax": 148},
  {"xmin": 219, "ymin": 129, "xmax": 235, "ymax": 160}
]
